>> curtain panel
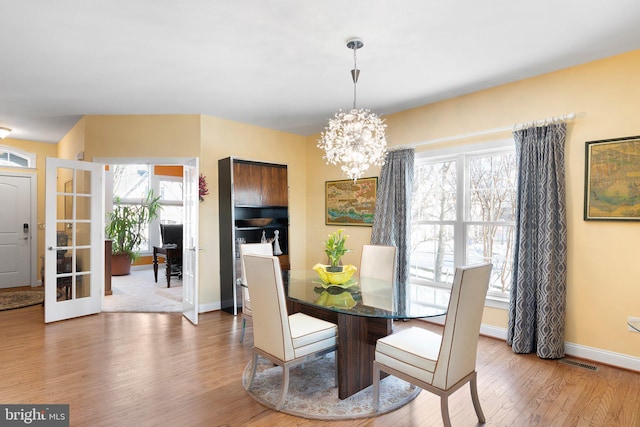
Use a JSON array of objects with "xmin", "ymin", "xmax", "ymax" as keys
[
  {"xmin": 371, "ymin": 148, "xmax": 414, "ymax": 310},
  {"xmin": 507, "ymin": 123, "xmax": 568, "ymax": 359}
]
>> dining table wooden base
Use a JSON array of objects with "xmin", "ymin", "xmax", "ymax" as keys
[{"xmin": 287, "ymin": 300, "xmax": 392, "ymax": 399}]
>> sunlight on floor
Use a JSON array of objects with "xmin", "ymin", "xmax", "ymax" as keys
[{"xmin": 104, "ymin": 268, "xmax": 182, "ymax": 313}]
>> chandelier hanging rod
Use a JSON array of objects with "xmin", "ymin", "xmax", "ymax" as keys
[{"xmin": 347, "ymin": 37, "xmax": 363, "ymax": 110}]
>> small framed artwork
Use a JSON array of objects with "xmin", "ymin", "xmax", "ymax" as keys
[
  {"xmin": 325, "ymin": 177, "xmax": 377, "ymax": 226},
  {"xmin": 584, "ymin": 135, "xmax": 640, "ymax": 220}
]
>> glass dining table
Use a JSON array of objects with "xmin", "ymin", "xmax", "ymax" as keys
[{"xmin": 283, "ymin": 270, "xmax": 449, "ymax": 399}]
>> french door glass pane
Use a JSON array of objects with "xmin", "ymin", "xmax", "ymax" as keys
[
  {"xmin": 160, "ymin": 180, "xmax": 183, "ymax": 201},
  {"xmin": 160, "ymin": 205, "xmax": 183, "ymax": 224}
]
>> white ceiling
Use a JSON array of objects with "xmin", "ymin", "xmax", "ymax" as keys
[{"xmin": 2, "ymin": 0, "xmax": 640, "ymax": 143}]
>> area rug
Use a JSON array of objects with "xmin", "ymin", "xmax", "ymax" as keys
[
  {"xmin": 242, "ymin": 353, "xmax": 420, "ymax": 420},
  {"xmin": 0, "ymin": 290, "xmax": 44, "ymax": 311}
]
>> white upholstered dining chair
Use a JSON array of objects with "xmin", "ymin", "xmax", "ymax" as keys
[
  {"xmin": 372, "ymin": 263, "xmax": 492, "ymax": 427},
  {"xmin": 243, "ymin": 254, "xmax": 338, "ymax": 410},
  {"xmin": 360, "ymin": 244, "xmax": 397, "ymax": 282},
  {"xmin": 359, "ymin": 245, "xmax": 397, "ymax": 311},
  {"xmin": 239, "ymin": 242, "xmax": 273, "ymax": 343}
]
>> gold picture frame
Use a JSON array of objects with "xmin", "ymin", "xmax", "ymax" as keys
[
  {"xmin": 325, "ymin": 177, "xmax": 377, "ymax": 226},
  {"xmin": 584, "ymin": 135, "xmax": 640, "ymax": 220}
]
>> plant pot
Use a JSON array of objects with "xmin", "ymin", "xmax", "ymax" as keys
[
  {"xmin": 111, "ymin": 252, "xmax": 132, "ymax": 276},
  {"xmin": 326, "ymin": 266, "xmax": 343, "ymax": 272}
]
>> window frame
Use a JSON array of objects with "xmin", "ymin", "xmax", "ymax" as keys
[{"xmin": 411, "ymin": 139, "xmax": 515, "ymax": 309}]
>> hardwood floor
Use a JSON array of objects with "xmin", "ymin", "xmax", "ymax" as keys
[{"xmin": 1, "ymin": 304, "xmax": 639, "ymax": 426}]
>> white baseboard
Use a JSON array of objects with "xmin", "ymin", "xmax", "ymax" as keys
[
  {"xmin": 564, "ymin": 342, "xmax": 640, "ymax": 372},
  {"xmin": 421, "ymin": 319, "xmax": 640, "ymax": 372},
  {"xmin": 199, "ymin": 301, "xmax": 221, "ymax": 313}
]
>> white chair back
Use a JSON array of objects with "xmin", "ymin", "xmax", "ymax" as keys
[
  {"xmin": 360, "ymin": 244, "xmax": 397, "ymax": 282},
  {"xmin": 243, "ymin": 254, "xmax": 295, "ymax": 361},
  {"xmin": 432, "ymin": 263, "xmax": 492, "ymax": 389},
  {"xmin": 240, "ymin": 243, "xmax": 273, "ymax": 286}
]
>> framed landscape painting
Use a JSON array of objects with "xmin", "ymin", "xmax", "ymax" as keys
[
  {"xmin": 325, "ymin": 177, "xmax": 377, "ymax": 226},
  {"xmin": 584, "ymin": 135, "xmax": 640, "ymax": 220}
]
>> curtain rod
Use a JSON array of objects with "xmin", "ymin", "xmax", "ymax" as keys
[{"xmin": 396, "ymin": 112, "xmax": 576, "ymax": 150}]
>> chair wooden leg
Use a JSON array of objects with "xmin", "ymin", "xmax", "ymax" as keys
[
  {"xmin": 470, "ymin": 372, "xmax": 486, "ymax": 423},
  {"xmin": 372, "ymin": 362, "xmax": 381, "ymax": 412},
  {"xmin": 245, "ymin": 351, "xmax": 259, "ymax": 391},
  {"xmin": 240, "ymin": 318, "xmax": 246, "ymax": 343},
  {"xmin": 276, "ymin": 365, "xmax": 290, "ymax": 410},
  {"xmin": 440, "ymin": 396, "xmax": 452, "ymax": 427}
]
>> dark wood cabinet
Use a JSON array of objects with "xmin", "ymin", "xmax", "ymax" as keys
[
  {"xmin": 219, "ymin": 157, "xmax": 289, "ymax": 315},
  {"xmin": 232, "ymin": 161, "xmax": 288, "ymax": 207}
]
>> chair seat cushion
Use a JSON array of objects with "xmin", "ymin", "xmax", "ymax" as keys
[
  {"xmin": 289, "ymin": 312, "xmax": 337, "ymax": 357},
  {"xmin": 375, "ymin": 326, "xmax": 442, "ymax": 384}
]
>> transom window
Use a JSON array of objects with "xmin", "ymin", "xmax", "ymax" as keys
[
  {"xmin": 410, "ymin": 140, "xmax": 516, "ymax": 303},
  {"xmin": 0, "ymin": 146, "xmax": 35, "ymax": 168}
]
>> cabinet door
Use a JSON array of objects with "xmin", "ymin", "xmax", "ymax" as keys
[
  {"xmin": 261, "ymin": 165, "xmax": 288, "ymax": 207},
  {"xmin": 233, "ymin": 162, "xmax": 262, "ymax": 206},
  {"xmin": 234, "ymin": 161, "xmax": 288, "ymax": 207}
]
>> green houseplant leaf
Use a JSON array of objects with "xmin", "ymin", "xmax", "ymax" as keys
[{"xmin": 105, "ymin": 190, "xmax": 161, "ymax": 262}]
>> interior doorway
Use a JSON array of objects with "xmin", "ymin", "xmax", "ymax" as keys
[{"xmin": 97, "ymin": 157, "xmax": 195, "ymax": 314}]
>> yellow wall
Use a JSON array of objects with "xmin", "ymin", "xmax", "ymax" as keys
[
  {"xmin": 83, "ymin": 115, "xmax": 201, "ymax": 160},
  {"xmin": 0, "ymin": 138, "xmax": 58, "ymax": 281},
  {"xmin": 57, "ymin": 116, "xmax": 85, "ymax": 162},
  {"xmin": 305, "ymin": 49, "xmax": 640, "ymax": 358}
]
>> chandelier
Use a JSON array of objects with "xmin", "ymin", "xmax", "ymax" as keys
[{"xmin": 318, "ymin": 38, "xmax": 387, "ymax": 181}]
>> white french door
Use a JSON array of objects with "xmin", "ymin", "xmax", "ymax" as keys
[
  {"xmin": 45, "ymin": 158, "xmax": 104, "ymax": 323},
  {"xmin": 182, "ymin": 158, "xmax": 199, "ymax": 325}
]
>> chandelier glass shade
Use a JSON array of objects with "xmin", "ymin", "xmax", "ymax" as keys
[
  {"xmin": 318, "ymin": 38, "xmax": 387, "ymax": 181},
  {"xmin": 319, "ymin": 108, "xmax": 387, "ymax": 181}
]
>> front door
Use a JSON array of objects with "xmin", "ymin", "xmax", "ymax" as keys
[
  {"xmin": 0, "ymin": 174, "xmax": 33, "ymax": 288},
  {"xmin": 45, "ymin": 158, "xmax": 104, "ymax": 323}
]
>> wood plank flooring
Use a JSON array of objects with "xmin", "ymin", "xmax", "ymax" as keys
[{"xmin": 0, "ymin": 303, "xmax": 639, "ymax": 426}]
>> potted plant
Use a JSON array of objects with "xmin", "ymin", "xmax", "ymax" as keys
[
  {"xmin": 323, "ymin": 229, "xmax": 350, "ymax": 272},
  {"xmin": 106, "ymin": 190, "xmax": 161, "ymax": 276}
]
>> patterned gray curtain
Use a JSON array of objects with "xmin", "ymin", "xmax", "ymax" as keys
[
  {"xmin": 371, "ymin": 148, "xmax": 414, "ymax": 308},
  {"xmin": 507, "ymin": 123, "xmax": 567, "ymax": 359}
]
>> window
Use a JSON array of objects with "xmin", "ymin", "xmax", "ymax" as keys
[
  {"xmin": 410, "ymin": 140, "xmax": 516, "ymax": 304},
  {"xmin": 111, "ymin": 164, "xmax": 153, "ymax": 253},
  {"xmin": 110, "ymin": 164, "xmax": 183, "ymax": 253},
  {"xmin": 0, "ymin": 145, "xmax": 35, "ymax": 168}
]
